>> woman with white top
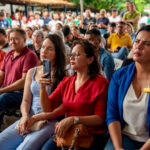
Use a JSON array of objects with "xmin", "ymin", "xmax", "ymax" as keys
[{"xmin": 105, "ymin": 25, "xmax": 150, "ymax": 150}]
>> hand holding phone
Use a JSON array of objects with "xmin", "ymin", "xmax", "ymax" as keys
[{"xmin": 43, "ymin": 59, "xmax": 51, "ymax": 78}]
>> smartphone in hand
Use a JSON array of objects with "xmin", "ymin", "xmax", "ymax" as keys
[{"xmin": 43, "ymin": 59, "xmax": 51, "ymax": 78}]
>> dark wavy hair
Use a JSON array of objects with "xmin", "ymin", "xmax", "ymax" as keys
[
  {"xmin": 46, "ymin": 34, "xmax": 66, "ymax": 92},
  {"xmin": 71, "ymin": 39, "xmax": 101, "ymax": 79},
  {"xmin": 135, "ymin": 25, "xmax": 150, "ymax": 38}
]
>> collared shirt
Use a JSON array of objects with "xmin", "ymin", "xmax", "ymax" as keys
[
  {"xmin": 107, "ymin": 32, "xmax": 132, "ymax": 50},
  {"xmin": 0, "ymin": 18, "xmax": 9, "ymax": 28},
  {"xmin": 1, "ymin": 46, "xmax": 38, "ymax": 88},
  {"xmin": 49, "ymin": 75, "xmax": 109, "ymax": 134}
]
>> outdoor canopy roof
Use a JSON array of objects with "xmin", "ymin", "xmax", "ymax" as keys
[{"xmin": 0, "ymin": 0, "xmax": 75, "ymax": 7}]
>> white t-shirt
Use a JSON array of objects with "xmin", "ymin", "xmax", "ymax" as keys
[
  {"xmin": 109, "ymin": 16, "xmax": 120, "ymax": 23},
  {"xmin": 12, "ymin": 20, "xmax": 21, "ymax": 27},
  {"xmin": 49, "ymin": 20, "xmax": 62, "ymax": 31},
  {"xmin": 32, "ymin": 19, "xmax": 44, "ymax": 27}
]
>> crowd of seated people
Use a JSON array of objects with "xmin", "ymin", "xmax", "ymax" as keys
[{"xmin": 0, "ymin": 3, "xmax": 150, "ymax": 150}]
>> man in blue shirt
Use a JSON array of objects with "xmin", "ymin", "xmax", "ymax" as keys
[
  {"xmin": 0, "ymin": 12, "xmax": 9, "ymax": 29},
  {"xmin": 85, "ymin": 28, "xmax": 115, "ymax": 81},
  {"xmin": 41, "ymin": 9, "xmax": 51, "ymax": 25}
]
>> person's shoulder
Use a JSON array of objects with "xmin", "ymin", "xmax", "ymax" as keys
[
  {"xmin": 24, "ymin": 47, "xmax": 38, "ymax": 60},
  {"xmin": 0, "ymin": 49, "xmax": 6, "ymax": 55},
  {"xmin": 24, "ymin": 46, "xmax": 36, "ymax": 55},
  {"xmin": 59, "ymin": 75, "xmax": 75, "ymax": 87},
  {"xmin": 135, "ymin": 11, "xmax": 141, "ymax": 16},
  {"xmin": 124, "ymin": 33, "xmax": 131, "ymax": 37},
  {"xmin": 3, "ymin": 18, "xmax": 9, "ymax": 22},
  {"xmin": 113, "ymin": 62, "xmax": 135, "ymax": 78},
  {"xmin": 109, "ymin": 32, "xmax": 117, "ymax": 38},
  {"xmin": 93, "ymin": 74, "xmax": 109, "ymax": 86},
  {"xmin": 123, "ymin": 11, "xmax": 130, "ymax": 18},
  {"xmin": 5, "ymin": 49, "xmax": 14, "ymax": 56}
]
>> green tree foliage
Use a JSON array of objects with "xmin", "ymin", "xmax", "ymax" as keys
[{"xmin": 70, "ymin": 0, "xmax": 149, "ymax": 13}]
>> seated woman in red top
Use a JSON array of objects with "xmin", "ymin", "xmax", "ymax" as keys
[{"xmin": 31, "ymin": 39, "xmax": 109, "ymax": 150}]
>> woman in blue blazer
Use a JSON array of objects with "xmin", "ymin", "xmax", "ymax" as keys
[{"xmin": 105, "ymin": 25, "xmax": 150, "ymax": 150}]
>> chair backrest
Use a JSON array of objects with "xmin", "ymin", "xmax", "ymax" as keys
[{"xmin": 114, "ymin": 58, "xmax": 123, "ymax": 70}]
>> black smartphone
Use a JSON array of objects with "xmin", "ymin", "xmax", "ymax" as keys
[
  {"xmin": 43, "ymin": 59, "xmax": 51, "ymax": 78},
  {"xmin": 117, "ymin": 47, "xmax": 121, "ymax": 51}
]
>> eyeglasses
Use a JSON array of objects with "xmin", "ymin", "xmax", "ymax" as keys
[
  {"xmin": 67, "ymin": 52, "xmax": 86, "ymax": 59},
  {"xmin": 67, "ymin": 52, "xmax": 80, "ymax": 59}
]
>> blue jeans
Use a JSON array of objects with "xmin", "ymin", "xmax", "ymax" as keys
[
  {"xmin": 104, "ymin": 134, "xmax": 145, "ymax": 150},
  {"xmin": 0, "ymin": 91, "xmax": 23, "ymax": 129},
  {"xmin": 0, "ymin": 119, "xmax": 57, "ymax": 150},
  {"xmin": 112, "ymin": 47, "xmax": 129, "ymax": 60},
  {"xmin": 99, "ymin": 29, "xmax": 108, "ymax": 35}
]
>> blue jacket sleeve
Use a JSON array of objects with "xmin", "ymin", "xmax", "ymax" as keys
[{"xmin": 106, "ymin": 72, "xmax": 121, "ymax": 126}]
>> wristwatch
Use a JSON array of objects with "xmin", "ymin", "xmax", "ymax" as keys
[{"xmin": 73, "ymin": 116, "xmax": 79, "ymax": 125}]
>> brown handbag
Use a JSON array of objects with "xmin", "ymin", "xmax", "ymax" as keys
[{"xmin": 53, "ymin": 124, "xmax": 95, "ymax": 150}]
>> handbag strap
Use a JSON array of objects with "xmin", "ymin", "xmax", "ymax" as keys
[{"xmin": 60, "ymin": 127, "xmax": 80, "ymax": 150}]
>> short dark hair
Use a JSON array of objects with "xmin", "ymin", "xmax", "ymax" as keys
[
  {"xmin": 112, "ymin": 8, "xmax": 117, "ymax": 12},
  {"xmin": 0, "ymin": 12, "xmax": 4, "ymax": 17},
  {"xmin": 135, "ymin": 25, "xmax": 150, "ymax": 38},
  {"xmin": 10, "ymin": 28, "xmax": 26, "ymax": 38},
  {"xmin": 26, "ymin": 26, "xmax": 33, "ymax": 31},
  {"xmin": 62, "ymin": 25, "xmax": 71, "ymax": 36},
  {"xmin": 41, "ymin": 24, "xmax": 50, "ymax": 31},
  {"xmin": 85, "ymin": 28, "xmax": 101, "ymax": 39},
  {"xmin": 117, "ymin": 21, "xmax": 126, "ymax": 26},
  {"xmin": 71, "ymin": 39, "xmax": 101, "ymax": 78},
  {"xmin": 0, "ymin": 28, "xmax": 6, "ymax": 35},
  {"xmin": 109, "ymin": 22, "xmax": 116, "ymax": 27}
]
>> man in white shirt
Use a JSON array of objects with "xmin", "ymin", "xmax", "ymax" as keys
[
  {"xmin": 48, "ymin": 13, "xmax": 62, "ymax": 31},
  {"xmin": 32, "ymin": 12, "xmax": 44, "ymax": 28},
  {"xmin": 109, "ymin": 9, "xmax": 120, "ymax": 23}
]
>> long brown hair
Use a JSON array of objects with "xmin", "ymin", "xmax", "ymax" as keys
[{"xmin": 46, "ymin": 34, "xmax": 66, "ymax": 92}]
